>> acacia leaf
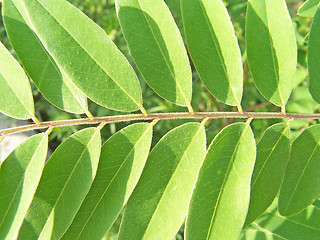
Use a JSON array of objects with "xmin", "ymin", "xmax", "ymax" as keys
[
  {"xmin": 17, "ymin": 128, "xmax": 101, "ymax": 240},
  {"xmin": 118, "ymin": 122, "xmax": 206, "ymax": 240},
  {"xmin": 185, "ymin": 122, "xmax": 256, "ymax": 240},
  {"xmin": 246, "ymin": 0, "xmax": 297, "ymax": 107},
  {"xmin": 61, "ymin": 123, "xmax": 153, "ymax": 240},
  {"xmin": 116, "ymin": 0, "xmax": 192, "ymax": 107},
  {"xmin": 0, "ymin": 133, "xmax": 48, "ymax": 240},
  {"xmin": 2, "ymin": 0, "xmax": 88, "ymax": 114},
  {"xmin": 298, "ymin": 0, "xmax": 320, "ymax": 17},
  {"xmin": 181, "ymin": 0, "xmax": 243, "ymax": 107},
  {"xmin": 0, "ymin": 41, "xmax": 34, "ymax": 119},
  {"xmin": 308, "ymin": 5, "xmax": 320, "ymax": 104},
  {"xmin": 245, "ymin": 123, "xmax": 291, "ymax": 226},
  {"xmin": 279, "ymin": 124, "xmax": 320, "ymax": 216},
  {"xmin": 19, "ymin": 0, "xmax": 142, "ymax": 112}
]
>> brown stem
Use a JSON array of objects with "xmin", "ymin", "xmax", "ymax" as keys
[
  {"xmin": 297, "ymin": 62, "xmax": 308, "ymax": 74},
  {"xmin": 1, "ymin": 111, "xmax": 320, "ymax": 137}
]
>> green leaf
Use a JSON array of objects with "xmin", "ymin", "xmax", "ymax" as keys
[
  {"xmin": 279, "ymin": 125, "xmax": 320, "ymax": 216},
  {"xmin": 287, "ymin": 86, "xmax": 319, "ymax": 114},
  {"xmin": 308, "ymin": 5, "xmax": 320, "ymax": 104},
  {"xmin": 19, "ymin": 0, "xmax": 143, "ymax": 112},
  {"xmin": 286, "ymin": 86, "xmax": 318, "ymax": 130},
  {"xmin": 115, "ymin": 0, "xmax": 192, "ymax": 107},
  {"xmin": 118, "ymin": 122, "xmax": 206, "ymax": 240},
  {"xmin": 246, "ymin": 0, "xmax": 297, "ymax": 107},
  {"xmin": 241, "ymin": 201, "xmax": 320, "ymax": 240},
  {"xmin": 0, "ymin": 133, "xmax": 48, "ymax": 240},
  {"xmin": 185, "ymin": 122, "xmax": 256, "ymax": 240},
  {"xmin": 2, "ymin": 0, "xmax": 88, "ymax": 115},
  {"xmin": 245, "ymin": 123, "xmax": 291, "ymax": 226},
  {"xmin": 0, "ymin": 41, "xmax": 34, "ymax": 119},
  {"xmin": 17, "ymin": 128, "xmax": 101, "ymax": 240},
  {"xmin": 240, "ymin": 229, "xmax": 285, "ymax": 240},
  {"xmin": 181, "ymin": 0, "xmax": 243, "ymax": 107},
  {"xmin": 61, "ymin": 123, "xmax": 153, "ymax": 240},
  {"xmin": 298, "ymin": 0, "xmax": 320, "ymax": 17}
]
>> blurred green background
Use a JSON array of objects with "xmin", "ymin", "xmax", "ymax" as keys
[{"xmin": 0, "ymin": 0, "xmax": 318, "ymax": 239}]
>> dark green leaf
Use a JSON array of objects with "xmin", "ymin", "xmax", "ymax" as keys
[
  {"xmin": 19, "ymin": 0, "xmax": 143, "ymax": 112},
  {"xmin": 241, "ymin": 201, "xmax": 320, "ymax": 240},
  {"xmin": 279, "ymin": 124, "xmax": 320, "ymax": 216},
  {"xmin": 116, "ymin": 0, "xmax": 192, "ymax": 108},
  {"xmin": 245, "ymin": 123, "xmax": 291, "ymax": 226},
  {"xmin": 246, "ymin": 0, "xmax": 297, "ymax": 107},
  {"xmin": 2, "ymin": 0, "xmax": 88, "ymax": 114},
  {"xmin": 0, "ymin": 133, "xmax": 48, "ymax": 240},
  {"xmin": 298, "ymin": 0, "xmax": 320, "ymax": 17},
  {"xmin": 181, "ymin": 0, "xmax": 243, "ymax": 107},
  {"xmin": 308, "ymin": 5, "xmax": 320, "ymax": 104},
  {"xmin": 185, "ymin": 122, "xmax": 256, "ymax": 240},
  {"xmin": 118, "ymin": 122, "xmax": 206, "ymax": 240},
  {"xmin": 61, "ymin": 123, "xmax": 153, "ymax": 240},
  {"xmin": 0, "ymin": 41, "xmax": 34, "ymax": 119},
  {"xmin": 17, "ymin": 128, "xmax": 101, "ymax": 240}
]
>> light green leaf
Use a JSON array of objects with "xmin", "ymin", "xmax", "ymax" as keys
[
  {"xmin": 115, "ymin": 0, "xmax": 192, "ymax": 107},
  {"xmin": 286, "ymin": 86, "xmax": 319, "ymax": 114},
  {"xmin": 240, "ymin": 229, "xmax": 285, "ymax": 240},
  {"xmin": 0, "ymin": 41, "xmax": 34, "ymax": 119},
  {"xmin": 17, "ymin": 127, "xmax": 101, "ymax": 240},
  {"xmin": 245, "ymin": 123, "xmax": 291, "ymax": 226},
  {"xmin": 241, "ymin": 201, "xmax": 320, "ymax": 240},
  {"xmin": 61, "ymin": 123, "xmax": 153, "ymax": 240},
  {"xmin": 308, "ymin": 5, "xmax": 320, "ymax": 104},
  {"xmin": 246, "ymin": 0, "xmax": 297, "ymax": 107},
  {"xmin": 298, "ymin": 0, "xmax": 320, "ymax": 17},
  {"xmin": 2, "ymin": 0, "xmax": 88, "ymax": 115},
  {"xmin": 19, "ymin": 0, "xmax": 143, "ymax": 112},
  {"xmin": 181, "ymin": 0, "xmax": 243, "ymax": 107},
  {"xmin": 286, "ymin": 86, "xmax": 318, "ymax": 130},
  {"xmin": 279, "ymin": 125, "xmax": 320, "ymax": 216},
  {"xmin": 185, "ymin": 122, "xmax": 256, "ymax": 240},
  {"xmin": 118, "ymin": 122, "xmax": 206, "ymax": 240},
  {"xmin": 0, "ymin": 133, "xmax": 48, "ymax": 240}
]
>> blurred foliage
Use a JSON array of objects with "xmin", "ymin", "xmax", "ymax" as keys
[{"xmin": 0, "ymin": 0, "xmax": 319, "ymax": 238}]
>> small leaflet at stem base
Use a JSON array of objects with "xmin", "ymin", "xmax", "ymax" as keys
[
  {"xmin": 32, "ymin": 116, "xmax": 40, "ymax": 124},
  {"xmin": 188, "ymin": 104, "xmax": 194, "ymax": 113},
  {"xmin": 151, "ymin": 119, "xmax": 159, "ymax": 126},
  {"xmin": 140, "ymin": 107, "xmax": 148, "ymax": 115},
  {"xmin": 46, "ymin": 127, "xmax": 53, "ymax": 136},
  {"xmin": 84, "ymin": 109, "xmax": 94, "ymax": 119}
]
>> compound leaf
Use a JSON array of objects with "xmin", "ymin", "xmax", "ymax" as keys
[
  {"xmin": 116, "ymin": 0, "xmax": 192, "ymax": 107},
  {"xmin": 118, "ymin": 122, "xmax": 206, "ymax": 240},
  {"xmin": 279, "ymin": 124, "xmax": 320, "ymax": 216},
  {"xmin": 0, "ymin": 133, "xmax": 48, "ymax": 240},
  {"xmin": 245, "ymin": 123, "xmax": 291, "ymax": 226},
  {"xmin": 246, "ymin": 0, "xmax": 297, "ymax": 107},
  {"xmin": 19, "ymin": 0, "xmax": 142, "ymax": 112},
  {"xmin": 181, "ymin": 0, "xmax": 243, "ymax": 107},
  {"xmin": 308, "ymin": 5, "xmax": 320, "ymax": 104},
  {"xmin": 0, "ymin": 41, "xmax": 34, "ymax": 119},
  {"xmin": 2, "ymin": 0, "xmax": 88, "ymax": 114},
  {"xmin": 17, "ymin": 128, "xmax": 101, "ymax": 240},
  {"xmin": 185, "ymin": 122, "xmax": 256, "ymax": 240},
  {"xmin": 61, "ymin": 123, "xmax": 153, "ymax": 240}
]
